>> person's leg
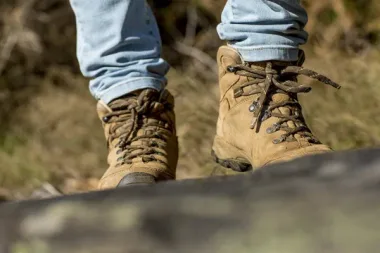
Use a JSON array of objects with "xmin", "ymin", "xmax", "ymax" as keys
[
  {"xmin": 70, "ymin": 0, "xmax": 178, "ymax": 189},
  {"xmin": 212, "ymin": 0, "xmax": 340, "ymax": 171},
  {"xmin": 70, "ymin": 0, "xmax": 169, "ymax": 104},
  {"xmin": 217, "ymin": 0, "xmax": 308, "ymax": 62}
]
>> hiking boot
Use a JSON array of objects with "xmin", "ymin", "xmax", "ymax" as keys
[
  {"xmin": 97, "ymin": 89, "xmax": 178, "ymax": 189},
  {"xmin": 212, "ymin": 46, "xmax": 341, "ymax": 171}
]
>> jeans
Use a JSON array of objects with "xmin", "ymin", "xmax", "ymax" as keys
[{"xmin": 69, "ymin": 0, "xmax": 308, "ymax": 103}]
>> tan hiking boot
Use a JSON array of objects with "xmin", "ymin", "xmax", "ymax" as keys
[
  {"xmin": 212, "ymin": 46, "xmax": 341, "ymax": 171},
  {"xmin": 97, "ymin": 89, "xmax": 178, "ymax": 189}
]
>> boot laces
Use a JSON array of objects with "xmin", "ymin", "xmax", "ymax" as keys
[
  {"xmin": 228, "ymin": 61, "xmax": 341, "ymax": 144},
  {"xmin": 102, "ymin": 90, "xmax": 172, "ymax": 166}
]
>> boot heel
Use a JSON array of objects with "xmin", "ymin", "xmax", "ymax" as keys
[{"xmin": 212, "ymin": 136, "xmax": 253, "ymax": 172}]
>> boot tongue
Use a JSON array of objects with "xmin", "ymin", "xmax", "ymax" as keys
[
  {"xmin": 271, "ymin": 93, "xmax": 297, "ymax": 129},
  {"xmin": 271, "ymin": 93, "xmax": 290, "ymax": 104},
  {"xmin": 248, "ymin": 62, "xmax": 267, "ymax": 68},
  {"xmin": 108, "ymin": 89, "xmax": 159, "ymax": 111},
  {"xmin": 109, "ymin": 93, "xmax": 139, "ymax": 111}
]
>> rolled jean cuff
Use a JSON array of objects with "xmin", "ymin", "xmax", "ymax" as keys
[
  {"xmin": 95, "ymin": 77, "xmax": 165, "ymax": 104},
  {"xmin": 229, "ymin": 44, "xmax": 300, "ymax": 62}
]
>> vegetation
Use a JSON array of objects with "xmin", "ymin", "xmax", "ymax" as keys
[{"xmin": 0, "ymin": 0, "xmax": 379, "ymax": 199}]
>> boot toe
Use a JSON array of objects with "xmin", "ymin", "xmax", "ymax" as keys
[{"xmin": 117, "ymin": 172, "xmax": 157, "ymax": 187}]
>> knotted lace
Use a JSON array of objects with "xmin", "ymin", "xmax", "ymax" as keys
[
  {"xmin": 102, "ymin": 90, "xmax": 172, "ymax": 166},
  {"xmin": 228, "ymin": 62, "xmax": 341, "ymax": 144}
]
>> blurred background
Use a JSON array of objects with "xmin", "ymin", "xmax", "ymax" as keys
[{"xmin": 0, "ymin": 0, "xmax": 379, "ymax": 200}]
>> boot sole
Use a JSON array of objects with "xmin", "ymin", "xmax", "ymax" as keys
[{"xmin": 211, "ymin": 150, "xmax": 253, "ymax": 172}]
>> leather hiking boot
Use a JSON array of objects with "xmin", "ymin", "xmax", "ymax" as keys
[
  {"xmin": 97, "ymin": 89, "xmax": 178, "ymax": 189},
  {"xmin": 212, "ymin": 46, "xmax": 341, "ymax": 172}
]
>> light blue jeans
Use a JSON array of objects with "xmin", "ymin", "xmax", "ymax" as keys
[{"xmin": 69, "ymin": 0, "xmax": 308, "ymax": 104}]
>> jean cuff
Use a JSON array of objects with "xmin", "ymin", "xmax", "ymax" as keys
[
  {"xmin": 95, "ymin": 77, "xmax": 165, "ymax": 104},
  {"xmin": 228, "ymin": 44, "xmax": 300, "ymax": 62}
]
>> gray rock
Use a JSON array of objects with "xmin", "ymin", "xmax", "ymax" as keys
[{"xmin": 1, "ymin": 148, "xmax": 380, "ymax": 253}]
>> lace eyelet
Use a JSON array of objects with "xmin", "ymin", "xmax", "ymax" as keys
[
  {"xmin": 234, "ymin": 88, "xmax": 244, "ymax": 97},
  {"xmin": 142, "ymin": 157, "xmax": 155, "ymax": 163},
  {"xmin": 273, "ymin": 135, "xmax": 286, "ymax": 144},
  {"xmin": 103, "ymin": 116, "xmax": 111, "ymax": 123},
  {"xmin": 150, "ymin": 141, "xmax": 158, "ymax": 147},
  {"xmin": 266, "ymin": 123, "xmax": 280, "ymax": 134},
  {"xmin": 261, "ymin": 111, "xmax": 271, "ymax": 121},
  {"xmin": 308, "ymin": 138, "xmax": 321, "ymax": 144},
  {"xmin": 249, "ymin": 102, "xmax": 258, "ymax": 112},
  {"xmin": 116, "ymin": 149, "xmax": 122, "ymax": 155},
  {"xmin": 227, "ymin": 66, "xmax": 237, "ymax": 73}
]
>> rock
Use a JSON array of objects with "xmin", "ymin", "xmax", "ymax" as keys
[{"xmin": 1, "ymin": 148, "xmax": 380, "ymax": 252}]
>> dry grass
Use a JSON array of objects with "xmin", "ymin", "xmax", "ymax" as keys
[{"xmin": 0, "ymin": 0, "xmax": 379, "ymax": 200}]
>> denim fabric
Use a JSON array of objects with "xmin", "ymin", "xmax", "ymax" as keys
[
  {"xmin": 217, "ymin": 0, "xmax": 308, "ymax": 62},
  {"xmin": 69, "ymin": 0, "xmax": 169, "ymax": 103},
  {"xmin": 70, "ymin": 0, "xmax": 308, "ymax": 103}
]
